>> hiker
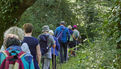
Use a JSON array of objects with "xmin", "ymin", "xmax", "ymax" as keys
[
  {"xmin": 72, "ymin": 25, "xmax": 80, "ymax": 56},
  {"xmin": 49, "ymin": 30, "xmax": 60, "ymax": 69},
  {"xmin": 0, "ymin": 35, "xmax": 35, "ymax": 69},
  {"xmin": 68, "ymin": 25, "xmax": 73, "ymax": 35},
  {"xmin": 23, "ymin": 23, "xmax": 41, "ymax": 69},
  {"xmin": 0, "ymin": 26, "xmax": 30, "ymax": 54},
  {"xmin": 67, "ymin": 25, "xmax": 74, "ymax": 57},
  {"xmin": 38, "ymin": 25, "xmax": 56, "ymax": 69},
  {"xmin": 54, "ymin": 21, "xmax": 70, "ymax": 63}
]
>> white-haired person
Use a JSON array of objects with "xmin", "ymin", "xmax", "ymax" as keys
[
  {"xmin": 0, "ymin": 26, "xmax": 30, "ymax": 54},
  {"xmin": 0, "ymin": 34, "xmax": 35, "ymax": 69},
  {"xmin": 49, "ymin": 30, "xmax": 60, "ymax": 69}
]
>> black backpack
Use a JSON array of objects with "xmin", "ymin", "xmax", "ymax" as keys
[{"xmin": 38, "ymin": 34, "xmax": 49, "ymax": 55}]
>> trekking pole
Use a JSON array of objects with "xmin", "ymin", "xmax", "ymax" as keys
[{"xmin": 53, "ymin": 47, "xmax": 55, "ymax": 69}]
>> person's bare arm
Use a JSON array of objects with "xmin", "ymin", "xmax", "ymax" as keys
[
  {"xmin": 72, "ymin": 34, "xmax": 77, "ymax": 40},
  {"xmin": 36, "ymin": 44, "xmax": 41, "ymax": 65}
]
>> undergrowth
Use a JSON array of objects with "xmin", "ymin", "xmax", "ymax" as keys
[{"xmin": 57, "ymin": 35, "xmax": 119, "ymax": 69}]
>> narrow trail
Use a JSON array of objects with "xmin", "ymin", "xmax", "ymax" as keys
[{"xmin": 56, "ymin": 55, "xmax": 80, "ymax": 69}]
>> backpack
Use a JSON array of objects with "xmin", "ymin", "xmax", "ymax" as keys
[
  {"xmin": 0, "ymin": 50, "xmax": 25, "ymax": 69},
  {"xmin": 38, "ymin": 34, "xmax": 49, "ymax": 56},
  {"xmin": 56, "ymin": 28, "xmax": 64, "ymax": 40}
]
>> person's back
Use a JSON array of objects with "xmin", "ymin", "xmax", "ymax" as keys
[
  {"xmin": 23, "ymin": 23, "xmax": 41, "ymax": 69},
  {"xmin": 72, "ymin": 25, "xmax": 80, "ymax": 40},
  {"xmin": 0, "ymin": 26, "xmax": 30, "ymax": 54},
  {"xmin": 73, "ymin": 29, "xmax": 80, "ymax": 39},
  {"xmin": 54, "ymin": 21, "xmax": 70, "ymax": 63},
  {"xmin": 38, "ymin": 25, "xmax": 55, "ymax": 69},
  {"xmin": 39, "ymin": 33, "xmax": 54, "ymax": 58},
  {"xmin": 0, "ymin": 46, "xmax": 34, "ymax": 69},
  {"xmin": 48, "ymin": 30, "xmax": 60, "ymax": 69},
  {"xmin": 55, "ymin": 25, "xmax": 70, "ymax": 43},
  {"xmin": 23, "ymin": 37, "xmax": 38, "ymax": 57},
  {"xmin": 0, "ymin": 37, "xmax": 34, "ymax": 69}
]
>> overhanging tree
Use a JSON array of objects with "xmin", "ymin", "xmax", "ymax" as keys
[{"xmin": 0, "ymin": 0, "xmax": 37, "ymax": 46}]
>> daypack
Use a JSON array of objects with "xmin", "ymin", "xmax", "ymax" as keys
[
  {"xmin": 56, "ymin": 28, "xmax": 64, "ymax": 40},
  {"xmin": 38, "ymin": 34, "xmax": 49, "ymax": 56},
  {"xmin": 0, "ymin": 50, "xmax": 25, "ymax": 69}
]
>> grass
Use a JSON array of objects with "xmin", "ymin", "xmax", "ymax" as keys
[{"xmin": 57, "ymin": 52, "xmax": 81, "ymax": 69}]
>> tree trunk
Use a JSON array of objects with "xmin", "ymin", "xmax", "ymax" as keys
[{"xmin": 0, "ymin": 0, "xmax": 37, "ymax": 46}]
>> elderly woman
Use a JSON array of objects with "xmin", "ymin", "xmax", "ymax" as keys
[
  {"xmin": 49, "ymin": 30, "xmax": 60, "ymax": 69},
  {"xmin": 0, "ymin": 35, "xmax": 35, "ymax": 69},
  {"xmin": 0, "ymin": 26, "xmax": 30, "ymax": 53}
]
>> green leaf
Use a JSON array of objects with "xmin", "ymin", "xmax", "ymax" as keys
[{"xmin": 116, "ymin": 36, "xmax": 121, "ymax": 43}]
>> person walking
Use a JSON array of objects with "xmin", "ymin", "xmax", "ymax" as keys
[
  {"xmin": 0, "ymin": 36, "xmax": 35, "ymax": 69},
  {"xmin": 49, "ymin": 30, "xmax": 60, "ymax": 69},
  {"xmin": 72, "ymin": 25, "xmax": 80, "ymax": 56},
  {"xmin": 23, "ymin": 23, "xmax": 41, "ymax": 69},
  {"xmin": 38, "ymin": 25, "xmax": 56, "ymax": 69},
  {"xmin": 0, "ymin": 26, "xmax": 30, "ymax": 54},
  {"xmin": 54, "ymin": 21, "xmax": 70, "ymax": 63}
]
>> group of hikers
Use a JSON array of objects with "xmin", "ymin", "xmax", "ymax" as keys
[{"xmin": 0, "ymin": 21, "xmax": 80, "ymax": 69}]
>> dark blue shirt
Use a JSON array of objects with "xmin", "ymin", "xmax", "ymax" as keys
[
  {"xmin": 23, "ymin": 37, "xmax": 40, "ymax": 69},
  {"xmin": 68, "ymin": 29, "xmax": 73, "ymax": 35},
  {"xmin": 23, "ymin": 37, "xmax": 39, "ymax": 58}
]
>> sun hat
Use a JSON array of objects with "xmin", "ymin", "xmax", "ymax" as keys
[
  {"xmin": 73, "ymin": 25, "xmax": 77, "ymax": 28},
  {"xmin": 60, "ymin": 21, "xmax": 65, "ymax": 25},
  {"xmin": 49, "ymin": 30, "xmax": 54, "ymax": 35},
  {"xmin": 42, "ymin": 25, "xmax": 50, "ymax": 32}
]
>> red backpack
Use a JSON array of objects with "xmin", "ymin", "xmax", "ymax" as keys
[{"xmin": 0, "ymin": 50, "xmax": 25, "ymax": 69}]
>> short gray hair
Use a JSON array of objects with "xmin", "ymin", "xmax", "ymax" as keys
[{"xmin": 4, "ymin": 26, "xmax": 24, "ymax": 40}]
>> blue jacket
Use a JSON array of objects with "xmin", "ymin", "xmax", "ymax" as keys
[
  {"xmin": 51, "ymin": 36, "xmax": 60, "ymax": 56},
  {"xmin": 54, "ymin": 25, "xmax": 70, "ymax": 43}
]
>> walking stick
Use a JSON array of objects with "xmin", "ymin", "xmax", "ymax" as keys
[{"xmin": 53, "ymin": 45, "xmax": 56, "ymax": 69}]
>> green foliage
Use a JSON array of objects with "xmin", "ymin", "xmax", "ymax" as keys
[
  {"xmin": 0, "ymin": 0, "xmax": 21, "ymax": 46},
  {"xmin": 79, "ymin": 38, "xmax": 118, "ymax": 69},
  {"xmin": 0, "ymin": 0, "xmax": 120, "ymax": 68},
  {"xmin": 0, "ymin": 0, "xmax": 37, "ymax": 46},
  {"xmin": 56, "ymin": 0, "xmax": 121, "ymax": 69},
  {"xmin": 19, "ymin": 0, "xmax": 77, "ymax": 37}
]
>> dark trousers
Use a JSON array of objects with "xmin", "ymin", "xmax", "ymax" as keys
[
  {"xmin": 52, "ymin": 54, "xmax": 56, "ymax": 69},
  {"xmin": 59, "ymin": 41, "xmax": 68, "ymax": 63},
  {"xmin": 33, "ymin": 57, "xmax": 40, "ymax": 69}
]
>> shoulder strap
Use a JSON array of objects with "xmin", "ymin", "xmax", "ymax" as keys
[
  {"xmin": 57, "ymin": 29, "xmax": 64, "ymax": 40},
  {"xmin": 14, "ymin": 51, "xmax": 25, "ymax": 69},
  {"xmin": 18, "ymin": 51, "xmax": 25, "ymax": 58},
  {"xmin": 2, "ymin": 50, "xmax": 9, "ymax": 57},
  {"xmin": 3, "ymin": 50, "xmax": 25, "ymax": 58},
  {"xmin": 0, "ymin": 51, "xmax": 25, "ymax": 69}
]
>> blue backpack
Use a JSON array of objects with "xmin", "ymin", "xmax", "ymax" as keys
[
  {"xmin": 38, "ymin": 34, "xmax": 50, "ymax": 55},
  {"xmin": 56, "ymin": 28, "xmax": 64, "ymax": 40}
]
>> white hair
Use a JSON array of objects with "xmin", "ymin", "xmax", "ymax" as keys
[
  {"xmin": 49, "ymin": 30, "xmax": 54, "ymax": 35},
  {"xmin": 4, "ymin": 26, "xmax": 24, "ymax": 40}
]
